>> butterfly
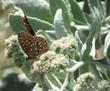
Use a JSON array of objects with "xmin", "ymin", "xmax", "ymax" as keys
[{"xmin": 18, "ymin": 15, "xmax": 48, "ymax": 59}]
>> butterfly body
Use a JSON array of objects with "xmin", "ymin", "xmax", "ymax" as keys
[{"xmin": 18, "ymin": 15, "xmax": 48, "ymax": 59}]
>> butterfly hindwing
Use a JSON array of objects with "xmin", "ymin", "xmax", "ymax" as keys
[
  {"xmin": 18, "ymin": 32, "xmax": 38, "ymax": 59},
  {"xmin": 35, "ymin": 36, "xmax": 48, "ymax": 55}
]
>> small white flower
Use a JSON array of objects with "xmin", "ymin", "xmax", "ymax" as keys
[
  {"xmin": 73, "ymin": 72, "xmax": 95, "ymax": 91},
  {"xmin": 5, "ymin": 35, "xmax": 27, "ymax": 66},
  {"xmin": 73, "ymin": 84, "xmax": 82, "ymax": 91},
  {"xmin": 77, "ymin": 72, "xmax": 95, "ymax": 85},
  {"xmin": 32, "ymin": 51, "xmax": 69, "ymax": 73},
  {"xmin": 5, "ymin": 35, "xmax": 18, "ymax": 57},
  {"xmin": 98, "ymin": 80, "xmax": 109, "ymax": 90},
  {"xmin": 50, "ymin": 36, "xmax": 77, "ymax": 52}
]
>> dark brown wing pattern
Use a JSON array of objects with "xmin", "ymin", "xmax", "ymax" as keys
[
  {"xmin": 18, "ymin": 32, "xmax": 38, "ymax": 59},
  {"xmin": 23, "ymin": 15, "xmax": 35, "ymax": 36},
  {"xmin": 35, "ymin": 36, "xmax": 48, "ymax": 55},
  {"xmin": 18, "ymin": 15, "xmax": 48, "ymax": 59}
]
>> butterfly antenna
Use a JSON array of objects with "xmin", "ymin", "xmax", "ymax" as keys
[{"xmin": 23, "ymin": 15, "xmax": 35, "ymax": 36}]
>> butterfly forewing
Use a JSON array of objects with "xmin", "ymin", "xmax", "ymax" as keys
[
  {"xmin": 23, "ymin": 15, "xmax": 35, "ymax": 36},
  {"xmin": 18, "ymin": 32, "xmax": 38, "ymax": 59}
]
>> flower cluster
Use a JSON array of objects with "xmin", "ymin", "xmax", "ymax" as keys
[
  {"xmin": 73, "ymin": 72, "xmax": 95, "ymax": 91},
  {"xmin": 50, "ymin": 35, "xmax": 77, "ymax": 52},
  {"xmin": 31, "ymin": 51, "xmax": 69, "ymax": 74},
  {"xmin": 50, "ymin": 35, "xmax": 78, "ymax": 59},
  {"xmin": 97, "ymin": 80, "xmax": 109, "ymax": 90},
  {"xmin": 5, "ymin": 35, "xmax": 27, "ymax": 66}
]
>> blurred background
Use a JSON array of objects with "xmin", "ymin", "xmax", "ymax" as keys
[
  {"xmin": 0, "ymin": 0, "xmax": 36, "ymax": 91},
  {"xmin": 0, "ymin": 0, "xmax": 17, "ymax": 78}
]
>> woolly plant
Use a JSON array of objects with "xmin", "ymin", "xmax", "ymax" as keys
[{"xmin": 4, "ymin": 0, "xmax": 110, "ymax": 91}]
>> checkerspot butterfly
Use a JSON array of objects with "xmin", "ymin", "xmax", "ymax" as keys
[{"xmin": 18, "ymin": 15, "xmax": 48, "ymax": 59}]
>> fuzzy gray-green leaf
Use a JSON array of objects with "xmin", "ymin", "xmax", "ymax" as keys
[
  {"xmin": 54, "ymin": 9, "xmax": 68, "ymax": 39},
  {"xmin": 106, "ymin": 0, "xmax": 110, "ymax": 16},
  {"xmin": 49, "ymin": 0, "xmax": 72, "ymax": 33},
  {"xmin": 17, "ymin": 0, "xmax": 52, "ymax": 23},
  {"xmin": 9, "ymin": 14, "xmax": 54, "ymax": 33},
  {"xmin": 107, "ymin": 45, "xmax": 110, "ymax": 61},
  {"xmin": 69, "ymin": 0, "xmax": 88, "ymax": 24},
  {"xmin": 89, "ymin": 63, "xmax": 102, "ymax": 81},
  {"xmin": 88, "ymin": 0, "xmax": 105, "ymax": 21}
]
